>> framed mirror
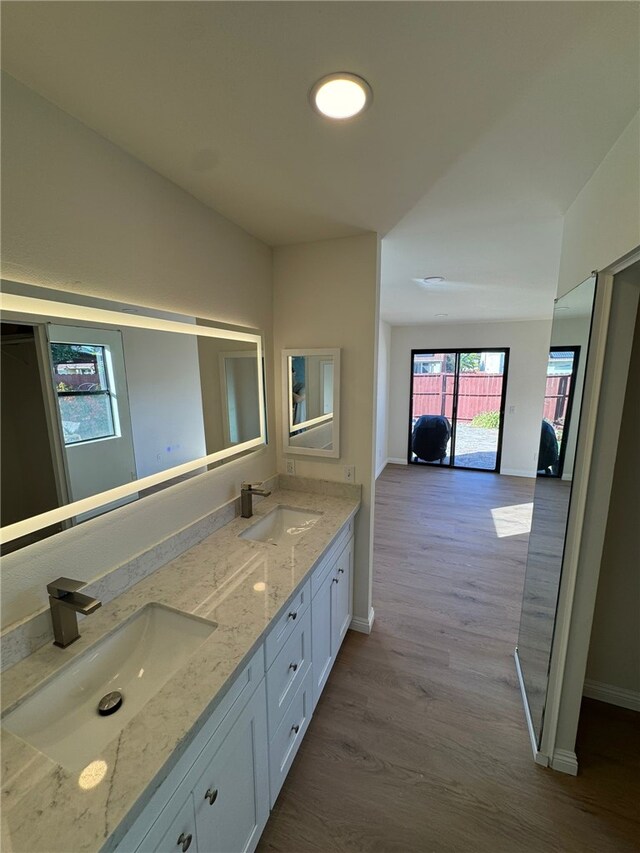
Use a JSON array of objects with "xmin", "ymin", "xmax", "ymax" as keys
[
  {"xmin": 0, "ymin": 282, "xmax": 268, "ymax": 552},
  {"xmin": 516, "ymin": 274, "xmax": 597, "ymax": 746},
  {"xmin": 282, "ymin": 348, "xmax": 340, "ymax": 458}
]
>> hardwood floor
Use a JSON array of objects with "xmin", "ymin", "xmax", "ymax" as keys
[{"xmin": 258, "ymin": 465, "xmax": 640, "ymax": 853}]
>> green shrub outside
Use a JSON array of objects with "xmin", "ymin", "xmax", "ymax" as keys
[{"xmin": 470, "ymin": 411, "xmax": 501, "ymax": 429}]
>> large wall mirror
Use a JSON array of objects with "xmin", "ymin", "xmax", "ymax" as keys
[
  {"xmin": 0, "ymin": 281, "xmax": 267, "ymax": 552},
  {"xmin": 282, "ymin": 348, "xmax": 340, "ymax": 458},
  {"xmin": 516, "ymin": 274, "xmax": 596, "ymax": 746}
]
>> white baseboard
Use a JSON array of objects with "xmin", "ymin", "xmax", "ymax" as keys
[
  {"xmin": 583, "ymin": 679, "xmax": 640, "ymax": 712},
  {"xmin": 350, "ymin": 607, "xmax": 375, "ymax": 635},
  {"xmin": 375, "ymin": 459, "xmax": 389, "ymax": 479},
  {"xmin": 501, "ymin": 468, "xmax": 536, "ymax": 478},
  {"xmin": 387, "ymin": 457, "xmax": 407, "ymax": 466},
  {"xmin": 551, "ymin": 749, "xmax": 579, "ymax": 776},
  {"xmin": 514, "ymin": 648, "xmax": 549, "ymax": 767}
]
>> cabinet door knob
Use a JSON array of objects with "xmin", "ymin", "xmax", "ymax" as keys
[
  {"xmin": 338, "ymin": 568, "xmax": 345, "ymax": 574},
  {"xmin": 205, "ymin": 787, "xmax": 218, "ymax": 805},
  {"xmin": 288, "ymin": 611, "xmax": 297, "ymax": 620},
  {"xmin": 291, "ymin": 723, "xmax": 300, "ymax": 735},
  {"xmin": 289, "ymin": 662, "xmax": 298, "ymax": 672},
  {"xmin": 332, "ymin": 577, "xmax": 339, "ymax": 584},
  {"xmin": 177, "ymin": 832, "xmax": 193, "ymax": 852}
]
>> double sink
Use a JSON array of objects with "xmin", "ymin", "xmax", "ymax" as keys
[{"xmin": 2, "ymin": 505, "xmax": 321, "ymax": 773}]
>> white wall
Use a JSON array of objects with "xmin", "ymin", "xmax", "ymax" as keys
[
  {"xmin": 273, "ymin": 234, "xmax": 380, "ymax": 627},
  {"xmin": 375, "ymin": 320, "xmax": 392, "ymax": 477},
  {"xmin": 387, "ymin": 319, "xmax": 552, "ymax": 476},
  {"xmin": 586, "ymin": 302, "xmax": 640, "ymax": 698},
  {"xmin": 0, "ymin": 73, "xmax": 275, "ymax": 628},
  {"xmin": 557, "ymin": 113, "xmax": 640, "ymax": 299}
]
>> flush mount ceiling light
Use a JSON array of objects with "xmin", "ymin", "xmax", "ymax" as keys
[
  {"xmin": 413, "ymin": 276, "xmax": 446, "ymax": 288},
  {"xmin": 435, "ymin": 313, "xmax": 449, "ymax": 318},
  {"xmin": 310, "ymin": 73, "xmax": 372, "ymax": 120}
]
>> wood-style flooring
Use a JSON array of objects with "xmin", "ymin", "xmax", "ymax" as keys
[{"xmin": 258, "ymin": 465, "xmax": 640, "ymax": 853}]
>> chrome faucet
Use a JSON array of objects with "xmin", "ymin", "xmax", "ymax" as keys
[
  {"xmin": 240, "ymin": 481, "xmax": 271, "ymax": 518},
  {"xmin": 47, "ymin": 577, "xmax": 102, "ymax": 648}
]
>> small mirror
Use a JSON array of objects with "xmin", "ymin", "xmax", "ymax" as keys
[{"xmin": 282, "ymin": 348, "xmax": 340, "ymax": 458}]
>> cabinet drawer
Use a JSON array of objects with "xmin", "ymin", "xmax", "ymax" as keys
[
  {"xmin": 266, "ymin": 607, "xmax": 311, "ymax": 739},
  {"xmin": 265, "ymin": 580, "xmax": 310, "ymax": 669},
  {"xmin": 268, "ymin": 667, "xmax": 313, "ymax": 808},
  {"xmin": 310, "ymin": 522, "xmax": 353, "ymax": 597}
]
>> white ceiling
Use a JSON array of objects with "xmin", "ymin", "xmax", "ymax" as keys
[{"xmin": 2, "ymin": 2, "xmax": 639, "ymax": 325}]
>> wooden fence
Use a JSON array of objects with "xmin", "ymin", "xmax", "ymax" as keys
[{"xmin": 412, "ymin": 372, "xmax": 572, "ymax": 425}]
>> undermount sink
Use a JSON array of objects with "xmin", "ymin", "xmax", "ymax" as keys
[
  {"xmin": 240, "ymin": 505, "xmax": 322, "ymax": 546},
  {"xmin": 2, "ymin": 603, "xmax": 216, "ymax": 772}
]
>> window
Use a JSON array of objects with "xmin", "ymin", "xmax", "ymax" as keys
[{"xmin": 50, "ymin": 343, "xmax": 116, "ymax": 444}]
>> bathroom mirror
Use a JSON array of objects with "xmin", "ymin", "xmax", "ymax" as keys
[
  {"xmin": 282, "ymin": 348, "xmax": 340, "ymax": 458},
  {"xmin": 516, "ymin": 274, "xmax": 596, "ymax": 745},
  {"xmin": 0, "ymin": 281, "xmax": 267, "ymax": 552}
]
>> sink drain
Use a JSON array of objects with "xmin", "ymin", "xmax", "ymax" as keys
[{"xmin": 98, "ymin": 690, "xmax": 123, "ymax": 716}]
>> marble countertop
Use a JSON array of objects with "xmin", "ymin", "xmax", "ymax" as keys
[{"xmin": 1, "ymin": 486, "xmax": 359, "ymax": 853}]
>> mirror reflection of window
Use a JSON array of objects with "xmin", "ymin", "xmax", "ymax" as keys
[
  {"xmin": 50, "ymin": 342, "xmax": 118, "ymax": 445},
  {"xmin": 538, "ymin": 347, "xmax": 580, "ymax": 479}
]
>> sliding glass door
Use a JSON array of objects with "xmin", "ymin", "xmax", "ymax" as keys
[
  {"xmin": 408, "ymin": 349, "xmax": 509, "ymax": 473},
  {"xmin": 539, "ymin": 346, "xmax": 580, "ymax": 478}
]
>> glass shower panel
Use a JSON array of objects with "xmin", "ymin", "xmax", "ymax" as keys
[{"xmin": 516, "ymin": 275, "xmax": 596, "ymax": 745}]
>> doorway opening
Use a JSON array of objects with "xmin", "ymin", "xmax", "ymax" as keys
[{"xmin": 408, "ymin": 348, "xmax": 509, "ymax": 473}]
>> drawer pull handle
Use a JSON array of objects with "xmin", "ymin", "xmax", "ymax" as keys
[
  {"xmin": 288, "ymin": 611, "xmax": 298, "ymax": 620},
  {"xmin": 338, "ymin": 568, "xmax": 345, "ymax": 574},
  {"xmin": 289, "ymin": 662, "xmax": 298, "ymax": 672},
  {"xmin": 332, "ymin": 577, "xmax": 339, "ymax": 584},
  {"xmin": 291, "ymin": 723, "xmax": 300, "ymax": 734},
  {"xmin": 205, "ymin": 787, "xmax": 218, "ymax": 805},
  {"xmin": 177, "ymin": 833, "xmax": 193, "ymax": 852}
]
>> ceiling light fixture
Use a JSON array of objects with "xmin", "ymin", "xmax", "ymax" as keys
[
  {"xmin": 310, "ymin": 73, "xmax": 372, "ymax": 120},
  {"xmin": 435, "ymin": 313, "xmax": 449, "ymax": 318}
]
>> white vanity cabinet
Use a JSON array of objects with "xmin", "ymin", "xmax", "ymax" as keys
[
  {"xmin": 116, "ymin": 647, "xmax": 269, "ymax": 853},
  {"xmin": 115, "ymin": 518, "xmax": 355, "ymax": 853},
  {"xmin": 138, "ymin": 681, "xmax": 269, "ymax": 853},
  {"xmin": 310, "ymin": 529, "xmax": 353, "ymax": 709}
]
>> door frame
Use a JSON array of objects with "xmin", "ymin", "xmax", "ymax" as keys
[{"xmin": 407, "ymin": 347, "xmax": 510, "ymax": 473}]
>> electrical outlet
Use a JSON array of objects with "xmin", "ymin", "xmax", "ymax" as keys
[
  {"xmin": 344, "ymin": 465, "xmax": 355, "ymax": 483},
  {"xmin": 286, "ymin": 459, "xmax": 296, "ymax": 476}
]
